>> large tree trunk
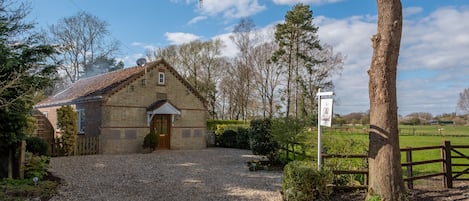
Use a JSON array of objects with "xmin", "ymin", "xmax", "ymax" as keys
[{"xmin": 367, "ymin": 0, "xmax": 405, "ymax": 200}]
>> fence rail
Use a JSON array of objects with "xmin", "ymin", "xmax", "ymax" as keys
[
  {"xmin": 322, "ymin": 140, "xmax": 469, "ymax": 190},
  {"xmin": 48, "ymin": 135, "xmax": 100, "ymax": 156}
]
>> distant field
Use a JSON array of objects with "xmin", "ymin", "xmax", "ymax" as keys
[
  {"xmin": 398, "ymin": 125, "xmax": 469, "ymax": 136},
  {"xmin": 324, "ymin": 124, "xmax": 469, "ymax": 136},
  {"xmin": 323, "ymin": 126, "xmax": 469, "ymax": 180}
]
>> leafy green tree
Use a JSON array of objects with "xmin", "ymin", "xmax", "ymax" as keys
[
  {"xmin": 57, "ymin": 106, "xmax": 78, "ymax": 156},
  {"xmin": 0, "ymin": 0, "xmax": 57, "ymax": 178}
]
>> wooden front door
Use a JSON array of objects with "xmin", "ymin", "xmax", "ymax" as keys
[{"xmin": 152, "ymin": 114, "xmax": 171, "ymax": 149}]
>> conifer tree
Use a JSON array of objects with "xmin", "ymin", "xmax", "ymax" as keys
[
  {"xmin": 57, "ymin": 106, "xmax": 78, "ymax": 156},
  {"xmin": 0, "ymin": 0, "xmax": 57, "ymax": 178}
]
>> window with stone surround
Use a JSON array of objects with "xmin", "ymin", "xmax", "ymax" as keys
[{"xmin": 158, "ymin": 72, "xmax": 165, "ymax": 85}]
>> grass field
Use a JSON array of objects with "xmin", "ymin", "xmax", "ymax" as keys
[{"xmin": 322, "ymin": 125, "xmax": 469, "ymax": 181}]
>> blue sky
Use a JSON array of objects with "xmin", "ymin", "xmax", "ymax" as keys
[{"xmin": 26, "ymin": 0, "xmax": 469, "ymax": 116}]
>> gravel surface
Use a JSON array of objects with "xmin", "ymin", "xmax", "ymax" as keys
[{"xmin": 48, "ymin": 148, "xmax": 283, "ymax": 201}]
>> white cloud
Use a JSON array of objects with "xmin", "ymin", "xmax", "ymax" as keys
[
  {"xmin": 130, "ymin": 42, "xmax": 157, "ymax": 51},
  {"xmin": 197, "ymin": 0, "xmax": 266, "ymax": 19},
  {"xmin": 117, "ymin": 53, "xmax": 145, "ymax": 68},
  {"xmin": 272, "ymin": 0, "xmax": 343, "ymax": 5},
  {"xmin": 401, "ymin": 7, "xmax": 469, "ymax": 70},
  {"xmin": 403, "ymin": 7, "xmax": 423, "ymax": 17},
  {"xmin": 188, "ymin": 15, "xmax": 208, "ymax": 25},
  {"xmin": 165, "ymin": 32, "xmax": 201, "ymax": 45},
  {"xmin": 213, "ymin": 33, "xmax": 238, "ymax": 58},
  {"xmin": 212, "ymin": 22, "xmax": 277, "ymax": 58},
  {"xmin": 131, "ymin": 42, "xmax": 143, "ymax": 46},
  {"xmin": 315, "ymin": 6, "xmax": 469, "ymax": 115},
  {"xmin": 315, "ymin": 15, "xmax": 376, "ymax": 114}
]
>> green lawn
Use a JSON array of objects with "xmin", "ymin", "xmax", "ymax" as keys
[{"xmin": 322, "ymin": 125, "xmax": 469, "ymax": 180}]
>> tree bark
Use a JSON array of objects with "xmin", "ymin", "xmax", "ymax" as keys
[{"xmin": 367, "ymin": 0, "xmax": 405, "ymax": 200}]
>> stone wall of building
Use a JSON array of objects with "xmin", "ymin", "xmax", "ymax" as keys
[{"xmin": 99, "ymin": 62, "xmax": 207, "ymax": 153}]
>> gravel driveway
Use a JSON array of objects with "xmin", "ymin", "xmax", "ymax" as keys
[{"xmin": 48, "ymin": 148, "xmax": 283, "ymax": 201}]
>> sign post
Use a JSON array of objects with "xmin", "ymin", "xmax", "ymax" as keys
[{"xmin": 316, "ymin": 89, "xmax": 334, "ymax": 170}]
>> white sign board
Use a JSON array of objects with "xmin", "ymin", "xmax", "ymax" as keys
[{"xmin": 320, "ymin": 98, "xmax": 333, "ymax": 127}]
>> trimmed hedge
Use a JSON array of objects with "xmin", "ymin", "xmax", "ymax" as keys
[
  {"xmin": 207, "ymin": 120, "xmax": 248, "ymax": 131},
  {"xmin": 283, "ymin": 161, "xmax": 333, "ymax": 201}
]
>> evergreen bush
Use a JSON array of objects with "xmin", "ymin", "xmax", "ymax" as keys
[
  {"xmin": 219, "ymin": 129, "xmax": 237, "ymax": 148},
  {"xmin": 236, "ymin": 127, "xmax": 250, "ymax": 149},
  {"xmin": 56, "ymin": 106, "xmax": 78, "ymax": 156},
  {"xmin": 24, "ymin": 155, "xmax": 49, "ymax": 180},
  {"xmin": 283, "ymin": 161, "xmax": 333, "ymax": 201},
  {"xmin": 25, "ymin": 137, "xmax": 49, "ymax": 156},
  {"xmin": 249, "ymin": 119, "xmax": 279, "ymax": 162},
  {"xmin": 143, "ymin": 131, "xmax": 158, "ymax": 151}
]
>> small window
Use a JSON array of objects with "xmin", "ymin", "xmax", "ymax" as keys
[
  {"xmin": 77, "ymin": 109, "xmax": 85, "ymax": 134},
  {"xmin": 158, "ymin": 72, "xmax": 165, "ymax": 85}
]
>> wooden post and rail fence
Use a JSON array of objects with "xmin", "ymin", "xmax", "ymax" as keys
[{"xmin": 321, "ymin": 140, "xmax": 469, "ymax": 189}]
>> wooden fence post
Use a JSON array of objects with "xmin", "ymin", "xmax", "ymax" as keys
[
  {"xmin": 405, "ymin": 147, "xmax": 413, "ymax": 189},
  {"xmin": 442, "ymin": 140, "xmax": 453, "ymax": 188}
]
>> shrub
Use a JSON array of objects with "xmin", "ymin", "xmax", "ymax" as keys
[
  {"xmin": 57, "ymin": 106, "xmax": 77, "ymax": 156},
  {"xmin": 24, "ymin": 155, "xmax": 49, "ymax": 180},
  {"xmin": 283, "ymin": 161, "xmax": 333, "ymax": 201},
  {"xmin": 207, "ymin": 120, "xmax": 248, "ymax": 131},
  {"xmin": 26, "ymin": 137, "xmax": 49, "ymax": 156},
  {"xmin": 236, "ymin": 127, "xmax": 250, "ymax": 149},
  {"xmin": 322, "ymin": 136, "xmax": 368, "ymax": 186},
  {"xmin": 143, "ymin": 131, "xmax": 158, "ymax": 151},
  {"xmin": 219, "ymin": 129, "xmax": 237, "ymax": 148},
  {"xmin": 250, "ymin": 119, "xmax": 279, "ymax": 162}
]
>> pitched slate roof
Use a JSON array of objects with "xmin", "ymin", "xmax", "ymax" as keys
[{"xmin": 35, "ymin": 59, "xmax": 207, "ymax": 108}]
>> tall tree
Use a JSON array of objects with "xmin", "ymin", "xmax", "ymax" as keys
[
  {"xmin": 367, "ymin": 0, "xmax": 406, "ymax": 200},
  {"xmin": 272, "ymin": 3, "xmax": 322, "ymax": 119},
  {"xmin": 458, "ymin": 88, "xmax": 469, "ymax": 114},
  {"xmin": 297, "ymin": 44, "xmax": 343, "ymax": 119},
  {"xmin": 252, "ymin": 41, "xmax": 282, "ymax": 118},
  {"xmin": 49, "ymin": 11, "xmax": 119, "ymax": 83},
  {"xmin": 0, "ymin": 0, "xmax": 57, "ymax": 178},
  {"xmin": 230, "ymin": 18, "xmax": 256, "ymax": 120}
]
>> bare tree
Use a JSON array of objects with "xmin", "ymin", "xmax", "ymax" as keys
[
  {"xmin": 251, "ymin": 42, "xmax": 282, "ymax": 118},
  {"xmin": 49, "ymin": 11, "xmax": 119, "ymax": 83},
  {"xmin": 367, "ymin": 0, "xmax": 406, "ymax": 200},
  {"xmin": 297, "ymin": 44, "xmax": 344, "ymax": 119},
  {"xmin": 458, "ymin": 88, "xmax": 469, "ymax": 114},
  {"xmin": 230, "ymin": 18, "xmax": 256, "ymax": 120},
  {"xmin": 150, "ymin": 39, "xmax": 225, "ymax": 119}
]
